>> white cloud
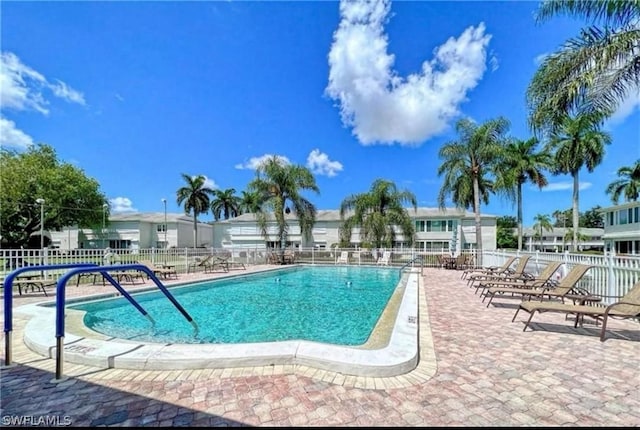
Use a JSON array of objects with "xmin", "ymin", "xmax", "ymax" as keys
[
  {"xmin": 109, "ymin": 197, "xmax": 137, "ymax": 213},
  {"xmin": 0, "ymin": 51, "xmax": 86, "ymax": 149},
  {"xmin": 606, "ymin": 89, "xmax": 640, "ymax": 125},
  {"xmin": 539, "ymin": 181, "xmax": 592, "ymax": 192},
  {"xmin": 325, "ymin": 0, "xmax": 492, "ymax": 146},
  {"xmin": 0, "ymin": 117, "xmax": 34, "ymax": 149},
  {"xmin": 49, "ymin": 79, "xmax": 86, "ymax": 105},
  {"xmin": 202, "ymin": 176, "xmax": 218, "ymax": 190},
  {"xmin": 234, "ymin": 154, "xmax": 291, "ymax": 170},
  {"xmin": 306, "ymin": 149, "xmax": 343, "ymax": 177},
  {"xmin": 0, "ymin": 51, "xmax": 85, "ymax": 114}
]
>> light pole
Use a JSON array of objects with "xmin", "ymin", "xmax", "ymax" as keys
[
  {"xmin": 102, "ymin": 203, "xmax": 109, "ymax": 249},
  {"xmin": 36, "ymin": 198, "xmax": 45, "ymax": 271},
  {"xmin": 161, "ymin": 198, "xmax": 167, "ymax": 248}
]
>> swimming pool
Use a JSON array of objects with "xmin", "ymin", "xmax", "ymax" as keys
[
  {"xmin": 71, "ymin": 266, "xmax": 399, "ymax": 345},
  {"xmin": 19, "ymin": 266, "xmax": 421, "ymax": 377}
]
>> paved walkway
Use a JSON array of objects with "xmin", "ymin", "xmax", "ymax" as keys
[{"xmin": 1, "ymin": 267, "xmax": 639, "ymax": 426}]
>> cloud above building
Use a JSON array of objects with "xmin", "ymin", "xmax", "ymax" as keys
[{"xmin": 326, "ymin": 0, "xmax": 492, "ymax": 146}]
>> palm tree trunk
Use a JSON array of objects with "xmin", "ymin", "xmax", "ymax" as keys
[
  {"xmin": 517, "ymin": 182, "xmax": 523, "ymax": 250},
  {"xmin": 572, "ymin": 172, "xmax": 579, "ymax": 252},
  {"xmin": 192, "ymin": 214, "xmax": 198, "ymax": 249},
  {"xmin": 473, "ymin": 175, "xmax": 483, "ymax": 265}
]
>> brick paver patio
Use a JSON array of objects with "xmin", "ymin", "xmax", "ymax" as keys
[{"xmin": 1, "ymin": 266, "xmax": 639, "ymax": 426}]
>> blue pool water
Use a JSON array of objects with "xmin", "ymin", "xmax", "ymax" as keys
[{"xmin": 70, "ymin": 265, "xmax": 400, "ymax": 345}]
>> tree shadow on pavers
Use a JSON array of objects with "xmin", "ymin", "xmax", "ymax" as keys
[
  {"xmin": 516, "ymin": 321, "xmax": 640, "ymax": 342},
  {"xmin": 0, "ymin": 364, "xmax": 251, "ymax": 427}
]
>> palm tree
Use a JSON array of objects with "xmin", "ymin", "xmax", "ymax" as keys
[
  {"xmin": 210, "ymin": 188, "xmax": 241, "ymax": 220},
  {"xmin": 527, "ymin": 0, "xmax": 640, "ymax": 132},
  {"xmin": 552, "ymin": 208, "xmax": 570, "ymax": 251},
  {"xmin": 176, "ymin": 173, "xmax": 214, "ymax": 248},
  {"xmin": 247, "ymin": 156, "xmax": 319, "ymax": 262},
  {"xmin": 339, "ymin": 179, "xmax": 417, "ymax": 249},
  {"xmin": 533, "ymin": 213, "xmax": 553, "ymax": 251},
  {"xmin": 238, "ymin": 190, "xmax": 263, "ymax": 214},
  {"xmin": 494, "ymin": 137, "xmax": 552, "ymax": 251},
  {"xmin": 438, "ymin": 117, "xmax": 510, "ymax": 261},
  {"xmin": 564, "ymin": 228, "xmax": 589, "ymax": 251},
  {"xmin": 606, "ymin": 159, "xmax": 640, "ymax": 204},
  {"xmin": 545, "ymin": 111, "xmax": 611, "ymax": 251}
]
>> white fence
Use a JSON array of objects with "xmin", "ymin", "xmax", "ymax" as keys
[{"xmin": 2, "ymin": 247, "xmax": 639, "ymax": 301}]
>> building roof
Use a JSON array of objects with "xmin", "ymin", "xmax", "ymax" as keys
[
  {"xmin": 598, "ymin": 201, "xmax": 640, "ymax": 212},
  {"xmin": 216, "ymin": 207, "xmax": 494, "ymax": 223},
  {"xmin": 518, "ymin": 227, "xmax": 604, "ymax": 236},
  {"xmin": 109, "ymin": 212, "xmax": 206, "ymax": 224}
]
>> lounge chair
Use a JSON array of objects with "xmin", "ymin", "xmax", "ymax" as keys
[
  {"xmin": 7, "ymin": 277, "xmax": 56, "ymax": 296},
  {"xmin": 513, "ymin": 280, "xmax": 640, "ymax": 341},
  {"xmin": 484, "ymin": 264, "xmax": 593, "ymax": 308},
  {"xmin": 461, "ymin": 256, "xmax": 517, "ymax": 280},
  {"xmin": 336, "ymin": 251, "xmax": 349, "ymax": 264},
  {"xmin": 467, "ymin": 255, "xmax": 532, "ymax": 289},
  {"xmin": 376, "ymin": 251, "xmax": 391, "ymax": 266},
  {"xmin": 140, "ymin": 261, "xmax": 178, "ymax": 279},
  {"xmin": 478, "ymin": 260, "xmax": 564, "ymax": 301},
  {"xmin": 187, "ymin": 255, "xmax": 213, "ymax": 273}
]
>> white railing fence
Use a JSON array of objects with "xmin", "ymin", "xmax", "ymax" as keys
[{"xmin": 2, "ymin": 247, "xmax": 638, "ymax": 301}]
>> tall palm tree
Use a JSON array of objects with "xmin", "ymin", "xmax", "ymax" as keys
[
  {"xmin": 493, "ymin": 137, "xmax": 552, "ymax": 251},
  {"xmin": 176, "ymin": 173, "xmax": 214, "ymax": 248},
  {"xmin": 210, "ymin": 188, "xmax": 241, "ymax": 220},
  {"xmin": 339, "ymin": 179, "xmax": 417, "ymax": 248},
  {"xmin": 545, "ymin": 111, "xmax": 611, "ymax": 251},
  {"xmin": 527, "ymin": 0, "xmax": 640, "ymax": 132},
  {"xmin": 438, "ymin": 117, "xmax": 510, "ymax": 260},
  {"xmin": 533, "ymin": 213, "xmax": 553, "ymax": 251},
  {"xmin": 238, "ymin": 190, "xmax": 263, "ymax": 215},
  {"xmin": 606, "ymin": 159, "xmax": 640, "ymax": 204},
  {"xmin": 552, "ymin": 208, "xmax": 570, "ymax": 251},
  {"xmin": 247, "ymin": 156, "xmax": 319, "ymax": 262}
]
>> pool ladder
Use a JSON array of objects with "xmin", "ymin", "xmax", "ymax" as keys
[{"xmin": 399, "ymin": 256, "xmax": 424, "ymax": 277}]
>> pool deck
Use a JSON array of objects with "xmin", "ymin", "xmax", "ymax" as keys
[{"xmin": 1, "ymin": 266, "xmax": 639, "ymax": 426}]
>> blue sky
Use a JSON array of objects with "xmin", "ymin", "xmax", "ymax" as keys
[{"xmin": 2, "ymin": 0, "xmax": 638, "ymax": 226}]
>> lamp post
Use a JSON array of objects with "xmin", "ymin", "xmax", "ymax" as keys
[
  {"xmin": 36, "ymin": 198, "xmax": 45, "ymax": 272},
  {"xmin": 102, "ymin": 203, "xmax": 109, "ymax": 249}
]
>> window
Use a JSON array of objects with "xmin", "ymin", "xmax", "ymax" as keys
[
  {"xmin": 619, "ymin": 209, "xmax": 628, "ymax": 225},
  {"xmin": 415, "ymin": 220, "xmax": 426, "ymax": 232},
  {"xmin": 157, "ymin": 224, "xmax": 166, "ymax": 232},
  {"xmin": 608, "ymin": 211, "xmax": 614, "ymax": 226},
  {"xmin": 634, "ymin": 207, "xmax": 639, "ymax": 223}
]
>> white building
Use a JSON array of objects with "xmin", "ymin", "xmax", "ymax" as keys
[
  {"xmin": 520, "ymin": 227, "xmax": 604, "ymax": 252},
  {"xmin": 49, "ymin": 212, "xmax": 214, "ymax": 250},
  {"xmin": 600, "ymin": 201, "xmax": 640, "ymax": 255},
  {"xmin": 212, "ymin": 208, "xmax": 497, "ymax": 253}
]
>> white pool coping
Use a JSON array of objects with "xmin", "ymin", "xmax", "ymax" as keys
[{"xmin": 16, "ymin": 268, "xmax": 420, "ymax": 377}]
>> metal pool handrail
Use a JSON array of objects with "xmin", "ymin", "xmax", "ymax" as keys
[
  {"xmin": 399, "ymin": 256, "xmax": 424, "ymax": 277},
  {"xmin": 2, "ymin": 263, "xmax": 197, "ymax": 382},
  {"xmin": 51, "ymin": 264, "xmax": 197, "ymax": 381},
  {"xmin": 3, "ymin": 263, "xmax": 99, "ymax": 369}
]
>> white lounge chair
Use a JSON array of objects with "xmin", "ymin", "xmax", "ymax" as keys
[
  {"xmin": 336, "ymin": 251, "xmax": 349, "ymax": 264},
  {"xmin": 376, "ymin": 251, "xmax": 391, "ymax": 266}
]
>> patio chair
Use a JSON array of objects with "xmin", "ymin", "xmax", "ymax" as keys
[
  {"xmin": 484, "ymin": 264, "xmax": 593, "ymax": 308},
  {"xmin": 140, "ymin": 261, "xmax": 178, "ymax": 279},
  {"xmin": 187, "ymin": 255, "xmax": 213, "ymax": 273},
  {"xmin": 478, "ymin": 260, "xmax": 564, "ymax": 301},
  {"xmin": 467, "ymin": 255, "xmax": 532, "ymax": 290},
  {"xmin": 376, "ymin": 250, "xmax": 391, "ymax": 266},
  {"xmin": 336, "ymin": 251, "xmax": 349, "ymax": 264},
  {"xmin": 513, "ymin": 280, "xmax": 640, "ymax": 341},
  {"xmin": 461, "ymin": 256, "xmax": 517, "ymax": 280}
]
